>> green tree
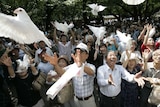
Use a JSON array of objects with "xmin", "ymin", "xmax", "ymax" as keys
[{"xmin": 1, "ymin": 0, "xmax": 160, "ymax": 30}]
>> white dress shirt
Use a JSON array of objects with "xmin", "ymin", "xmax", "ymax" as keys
[
  {"xmin": 97, "ymin": 63, "xmax": 135, "ymax": 97},
  {"xmin": 58, "ymin": 41, "xmax": 72, "ymax": 61}
]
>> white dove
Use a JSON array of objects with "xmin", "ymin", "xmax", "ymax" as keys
[
  {"xmin": 88, "ymin": 3, "xmax": 106, "ymax": 16},
  {"xmin": 0, "ymin": 7, "xmax": 51, "ymax": 48},
  {"xmin": 16, "ymin": 54, "xmax": 30, "ymax": 73},
  {"xmin": 116, "ymin": 30, "xmax": 132, "ymax": 51},
  {"xmin": 122, "ymin": 0, "xmax": 145, "ymax": 5},
  {"xmin": 116, "ymin": 30, "xmax": 132, "ymax": 43},
  {"xmin": 54, "ymin": 21, "xmax": 74, "ymax": 34},
  {"xmin": 87, "ymin": 25, "xmax": 106, "ymax": 45}
]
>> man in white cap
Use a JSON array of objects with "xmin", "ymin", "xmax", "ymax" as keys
[{"xmin": 43, "ymin": 42, "xmax": 97, "ymax": 107}]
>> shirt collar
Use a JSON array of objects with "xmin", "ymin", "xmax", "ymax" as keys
[{"xmin": 104, "ymin": 63, "xmax": 117, "ymax": 71}]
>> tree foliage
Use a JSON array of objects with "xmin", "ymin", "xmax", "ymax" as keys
[{"xmin": 0, "ymin": 0, "xmax": 160, "ymax": 30}]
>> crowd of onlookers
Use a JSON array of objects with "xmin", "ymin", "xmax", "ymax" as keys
[{"xmin": 0, "ymin": 19, "xmax": 160, "ymax": 107}]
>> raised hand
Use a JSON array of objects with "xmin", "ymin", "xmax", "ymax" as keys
[
  {"xmin": 0, "ymin": 55, "xmax": 12, "ymax": 67},
  {"xmin": 43, "ymin": 52, "xmax": 58, "ymax": 66},
  {"xmin": 71, "ymin": 49, "xmax": 82, "ymax": 67},
  {"xmin": 143, "ymin": 77, "xmax": 160, "ymax": 84},
  {"xmin": 108, "ymin": 74, "xmax": 116, "ymax": 86}
]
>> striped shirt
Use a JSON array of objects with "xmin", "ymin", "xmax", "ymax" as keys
[{"xmin": 72, "ymin": 62, "xmax": 95, "ymax": 98}]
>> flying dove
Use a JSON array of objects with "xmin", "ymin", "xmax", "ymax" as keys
[
  {"xmin": 116, "ymin": 30, "xmax": 132, "ymax": 51},
  {"xmin": 88, "ymin": 3, "xmax": 106, "ymax": 16},
  {"xmin": 0, "ymin": 7, "xmax": 51, "ymax": 48},
  {"xmin": 54, "ymin": 21, "xmax": 74, "ymax": 34},
  {"xmin": 87, "ymin": 25, "xmax": 106, "ymax": 45}
]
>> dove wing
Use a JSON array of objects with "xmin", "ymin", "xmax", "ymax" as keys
[
  {"xmin": 88, "ymin": 25, "xmax": 106, "ymax": 38},
  {"xmin": 98, "ymin": 5, "xmax": 106, "ymax": 11},
  {"xmin": 87, "ymin": 25, "xmax": 99, "ymax": 37},
  {"xmin": 149, "ymin": 27, "xmax": 156, "ymax": 38},
  {"xmin": 116, "ymin": 30, "xmax": 127, "ymax": 43},
  {"xmin": 0, "ymin": 13, "xmax": 51, "ymax": 47},
  {"xmin": 54, "ymin": 21, "xmax": 69, "ymax": 33},
  {"xmin": 68, "ymin": 23, "xmax": 74, "ymax": 29},
  {"xmin": 88, "ymin": 4, "xmax": 99, "ymax": 16},
  {"xmin": 116, "ymin": 30, "xmax": 132, "ymax": 44},
  {"xmin": 88, "ymin": 25, "xmax": 106, "ymax": 45},
  {"xmin": 22, "ymin": 54, "xmax": 30, "ymax": 68},
  {"xmin": 88, "ymin": 3, "xmax": 97, "ymax": 9}
]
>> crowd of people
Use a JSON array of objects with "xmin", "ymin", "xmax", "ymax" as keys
[{"xmin": 0, "ymin": 19, "xmax": 160, "ymax": 107}]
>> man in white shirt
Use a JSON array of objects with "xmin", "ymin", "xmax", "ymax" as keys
[
  {"xmin": 97, "ymin": 50, "xmax": 145, "ymax": 107},
  {"xmin": 53, "ymin": 28, "xmax": 75, "ymax": 61}
]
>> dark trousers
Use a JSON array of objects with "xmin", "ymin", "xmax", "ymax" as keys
[
  {"xmin": 139, "ymin": 86, "xmax": 157, "ymax": 107},
  {"xmin": 100, "ymin": 92, "xmax": 121, "ymax": 107}
]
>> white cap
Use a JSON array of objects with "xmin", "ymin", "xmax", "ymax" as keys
[
  {"xmin": 125, "ymin": 53, "xmax": 139, "ymax": 63},
  {"xmin": 75, "ymin": 43, "xmax": 89, "ymax": 53}
]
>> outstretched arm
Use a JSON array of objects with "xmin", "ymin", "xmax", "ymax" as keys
[
  {"xmin": 134, "ymin": 71, "xmax": 145, "ymax": 88},
  {"xmin": 43, "ymin": 53, "xmax": 65, "ymax": 76}
]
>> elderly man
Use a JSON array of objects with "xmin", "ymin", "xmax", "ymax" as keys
[
  {"xmin": 43, "ymin": 42, "xmax": 97, "ymax": 107},
  {"xmin": 140, "ymin": 49, "xmax": 160, "ymax": 107},
  {"xmin": 97, "ymin": 50, "xmax": 145, "ymax": 107}
]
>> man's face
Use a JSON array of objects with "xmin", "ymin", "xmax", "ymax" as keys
[
  {"xmin": 39, "ymin": 41, "xmax": 46, "ymax": 49},
  {"xmin": 61, "ymin": 36, "xmax": 67, "ymax": 42},
  {"xmin": 106, "ymin": 51, "xmax": 117, "ymax": 66},
  {"xmin": 75, "ymin": 49, "xmax": 88, "ymax": 62},
  {"xmin": 153, "ymin": 51, "xmax": 160, "ymax": 64},
  {"xmin": 100, "ymin": 45, "xmax": 107, "ymax": 54}
]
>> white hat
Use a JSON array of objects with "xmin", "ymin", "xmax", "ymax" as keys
[
  {"xmin": 125, "ymin": 53, "xmax": 139, "ymax": 63},
  {"xmin": 75, "ymin": 43, "xmax": 89, "ymax": 53}
]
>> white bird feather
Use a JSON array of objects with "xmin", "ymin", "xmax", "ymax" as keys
[
  {"xmin": 122, "ymin": 0, "xmax": 145, "ymax": 5},
  {"xmin": 87, "ymin": 25, "xmax": 106, "ymax": 45},
  {"xmin": 54, "ymin": 21, "xmax": 74, "ymax": 33},
  {"xmin": 88, "ymin": 3, "xmax": 106, "ymax": 16},
  {"xmin": 149, "ymin": 27, "xmax": 156, "ymax": 38},
  {"xmin": 0, "ymin": 7, "xmax": 51, "ymax": 48}
]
